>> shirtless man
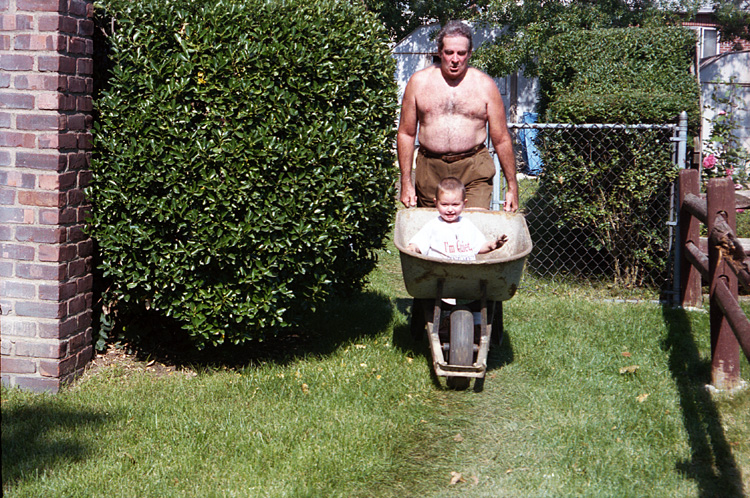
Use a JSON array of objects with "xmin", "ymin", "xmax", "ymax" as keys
[{"xmin": 397, "ymin": 21, "xmax": 518, "ymax": 212}]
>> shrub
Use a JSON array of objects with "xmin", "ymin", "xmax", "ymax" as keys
[
  {"xmin": 538, "ymin": 27, "xmax": 700, "ymax": 130},
  {"xmin": 533, "ymin": 126, "xmax": 677, "ymax": 287},
  {"xmin": 533, "ymin": 27, "xmax": 700, "ymax": 287},
  {"xmin": 89, "ymin": 0, "xmax": 398, "ymax": 347}
]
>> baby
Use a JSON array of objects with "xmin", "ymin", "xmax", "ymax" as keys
[{"xmin": 407, "ymin": 177, "xmax": 507, "ymax": 260}]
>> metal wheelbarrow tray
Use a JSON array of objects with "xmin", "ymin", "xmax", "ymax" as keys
[{"xmin": 394, "ymin": 208, "xmax": 533, "ymax": 388}]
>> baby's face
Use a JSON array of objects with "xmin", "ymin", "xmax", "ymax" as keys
[{"xmin": 435, "ymin": 189, "xmax": 465, "ymax": 223}]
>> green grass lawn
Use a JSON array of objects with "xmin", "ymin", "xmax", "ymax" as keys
[
  {"xmin": 737, "ymin": 209, "xmax": 750, "ymax": 238},
  {"xmin": 2, "ymin": 234, "xmax": 749, "ymax": 497}
]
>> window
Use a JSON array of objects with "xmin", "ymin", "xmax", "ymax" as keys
[
  {"xmin": 691, "ymin": 26, "xmax": 719, "ymax": 59},
  {"xmin": 702, "ymin": 27, "xmax": 718, "ymax": 58}
]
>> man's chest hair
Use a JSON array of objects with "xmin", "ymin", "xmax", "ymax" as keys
[{"xmin": 418, "ymin": 83, "xmax": 487, "ymax": 120}]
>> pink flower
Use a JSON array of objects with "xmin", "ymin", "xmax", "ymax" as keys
[
  {"xmin": 703, "ymin": 154, "xmax": 717, "ymax": 169},
  {"xmin": 718, "ymin": 110, "xmax": 726, "ymax": 115}
]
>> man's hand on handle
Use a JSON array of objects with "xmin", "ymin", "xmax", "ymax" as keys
[
  {"xmin": 400, "ymin": 180, "xmax": 417, "ymax": 208},
  {"xmin": 503, "ymin": 190, "xmax": 518, "ymax": 212}
]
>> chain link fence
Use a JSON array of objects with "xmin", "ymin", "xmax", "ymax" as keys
[{"xmin": 492, "ymin": 121, "xmax": 684, "ymax": 294}]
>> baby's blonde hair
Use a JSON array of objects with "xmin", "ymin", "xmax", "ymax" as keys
[{"xmin": 435, "ymin": 177, "xmax": 466, "ymax": 201}]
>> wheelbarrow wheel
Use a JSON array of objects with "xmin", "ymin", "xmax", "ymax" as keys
[{"xmin": 446, "ymin": 307, "xmax": 473, "ymax": 390}]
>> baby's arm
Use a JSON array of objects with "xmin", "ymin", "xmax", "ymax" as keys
[
  {"xmin": 478, "ymin": 234, "xmax": 508, "ymax": 254},
  {"xmin": 406, "ymin": 243, "xmax": 422, "ymax": 254}
]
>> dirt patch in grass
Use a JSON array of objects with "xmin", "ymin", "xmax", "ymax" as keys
[
  {"xmin": 82, "ymin": 345, "xmax": 197, "ymax": 380},
  {"xmin": 81, "ymin": 323, "xmax": 321, "ymax": 384}
]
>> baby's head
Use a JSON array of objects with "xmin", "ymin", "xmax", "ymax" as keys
[{"xmin": 434, "ymin": 177, "xmax": 466, "ymax": 223}]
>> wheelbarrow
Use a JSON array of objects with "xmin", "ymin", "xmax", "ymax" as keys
[{"xmin": 394, "ymin": 208, "xmax": 533, "ymax": 389}]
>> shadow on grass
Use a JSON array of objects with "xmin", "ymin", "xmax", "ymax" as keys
[
  {"xmin": 391, "ymin": 297, "xmax": 424, "ymax": 353},
  {"xmin": 661, "ymin": 305, "xmax": 745, "ymax": 497},
  {"xmin": 104, "ymin": 289, "xmax": 397, "ymax": 370},
  {"xmin": 1, "ymin": 404, "xmax": 109, "ymax": 489}
]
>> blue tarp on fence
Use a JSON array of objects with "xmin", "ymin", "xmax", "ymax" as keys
[{"xmin": 518, "ymin": 112, "xmax": 543, "ymax": 176}]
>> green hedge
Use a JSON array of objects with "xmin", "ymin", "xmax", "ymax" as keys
[
  {"xmin": 533, "ymin": 27, "xmax": 699, "ymax": 286},
  {"xmin": 89, "ymin": 0, "xmax": 398, "ymax": 347},
  {"xmin": 538, "ymin": 27, "xmax": 700, "ymax": 130}
]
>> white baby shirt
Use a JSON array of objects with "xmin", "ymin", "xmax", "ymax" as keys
[{"xmin": 409, "ymin": 216, "xmax": 487, "ymax": 261}]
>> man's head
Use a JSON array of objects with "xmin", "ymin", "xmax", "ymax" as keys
[
  {"xmin": 434, "ymin": 177, "xmax": 466, "ymax": 223},
  {"xmin": 436, "ymin": 21, "xmax": 472, "ymax": 81},
  {"xmin": 436, "ymin": 21, "xmax": 473, "ymax": 53}
]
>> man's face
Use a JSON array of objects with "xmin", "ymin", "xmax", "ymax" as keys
[
  {"xmin": 439, "ymin": 36, "xmax": 471, "ymax": 80},
  {"xmin": 435, "ymin": 189, "xmax": 465, "ymax": 223}
]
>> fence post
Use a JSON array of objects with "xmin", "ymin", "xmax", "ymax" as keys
[
  {"xmin": 672, "ymin": 112, "xmax": 689, "ymax": 305},
  {"xmin": 676, "ymin": 111, "xmax": 688, "ymax": 170},
  {"xmin": 679, "ymin": 169, "xmax": 702, "ymax": 307},
  {"xmin": 706, "ymin": 177, "xmax": 741, "ymax": 389}
]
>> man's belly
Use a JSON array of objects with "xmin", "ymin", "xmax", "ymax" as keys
[{"xmin": 417, "ymin": 119, "xmax": 487, "ymax": 154}]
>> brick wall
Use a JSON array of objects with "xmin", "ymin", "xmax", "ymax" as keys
[{"xmin": 1, "ymin": 0, "xmax": 94, "ymax": 392}]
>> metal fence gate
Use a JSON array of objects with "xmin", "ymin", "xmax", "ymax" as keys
[{"xmin": 491, "ymin": 113, "xmax": 689, "ymax": 297}]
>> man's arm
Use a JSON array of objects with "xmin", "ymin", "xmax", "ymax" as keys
[
  {"xmin": 397, "ymin": 78, "xmax": 419, "ymax": 208},
  {"xmin": 485, "ymin": 79, "xmax": 518, "ymax": 212}
]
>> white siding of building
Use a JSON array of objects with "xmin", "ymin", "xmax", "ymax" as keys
[{"xmin": 392, "ymin": 22, "xmax": 539, "ymax": 122}]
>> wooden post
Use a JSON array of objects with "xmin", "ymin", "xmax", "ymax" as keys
[
  {"xmin": 679, "ymin": 169, "xmax": 702, "ymax": 307},
  {"xmin": 706, "ymin": 177, "xmax": 741, "ymax": 389}
]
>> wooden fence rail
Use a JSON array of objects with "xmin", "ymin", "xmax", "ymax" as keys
[{"xmin": 679, "ymin": 169, "xmax": 750, "ymax": 390}]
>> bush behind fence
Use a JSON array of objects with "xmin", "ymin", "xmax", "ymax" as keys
[{"xmin": 506, "ymin": 122, "xmax": 680, "ymax": 291}]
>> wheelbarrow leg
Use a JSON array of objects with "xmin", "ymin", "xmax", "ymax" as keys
[
  {"xmin": 427, "ymin": 279, "xmax": 448, "ymax": 369},
  {"xmin": 473, "ymin": 281, "xmax": 492, "ymax": 373},
  {"xmin": 470, "ymin": 283, "xmax": 492, "ymax": 392}
]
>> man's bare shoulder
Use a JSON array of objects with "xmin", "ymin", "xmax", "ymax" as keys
[
  {"xmin": 467, "ymin": 67, "xmax": 500, "ymax": 89},
  {"xmin": 408, "ymin": 65, "xmax": 440, "ymax": 85}
]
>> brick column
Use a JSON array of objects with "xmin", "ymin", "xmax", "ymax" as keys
[{"xmin": 1, "ymin": 0, "xmax": 94, "ymax": 392}]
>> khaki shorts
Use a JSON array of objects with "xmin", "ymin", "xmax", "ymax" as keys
[{"xmin": 415, "ymin": 147, "xmax": 494, "ymax": 208}]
